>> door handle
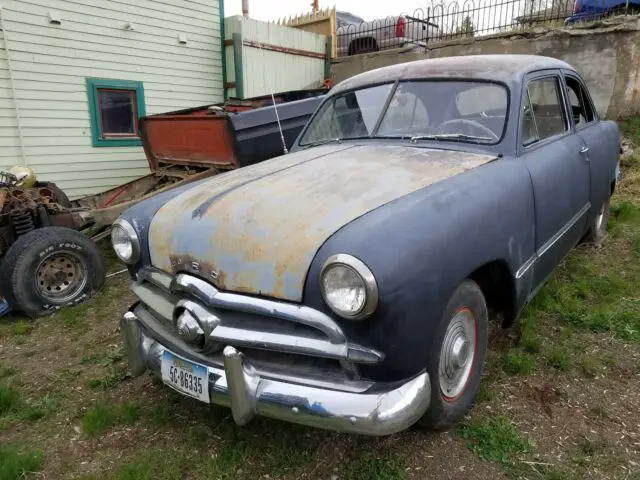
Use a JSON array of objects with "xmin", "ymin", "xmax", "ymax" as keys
[{"xmin": 579, "ymin": 146, "xmax": 589, "ymax": 155}]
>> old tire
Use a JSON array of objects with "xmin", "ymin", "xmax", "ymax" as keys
[
  {"xmin": 0, "ymin": 227, "xmax": 105, "ymax": 317},
  {"xmin": 418, "ymin": 279, "xmax": 488, "ymax": 430},
  {"xmin": 583, "ymin": 195, "xmax": 610, "ymax": 245}
]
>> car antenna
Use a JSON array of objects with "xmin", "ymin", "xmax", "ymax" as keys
[{"xmin": 257, "ymin": 41, "xmax": 288, "ymax": 154}]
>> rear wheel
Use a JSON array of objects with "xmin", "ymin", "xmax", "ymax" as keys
[
  {"xmin": 0, "ymin": 227, "xmax": 105, "ymax": 317},
  {"xmin": 418, "ymin": 279, "xmax": 488, "ymax": 430}
]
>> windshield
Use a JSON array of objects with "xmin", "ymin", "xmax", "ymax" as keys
[{"xmin": 299, "ymin": 80, "xmax": 508, "ymax": 146}]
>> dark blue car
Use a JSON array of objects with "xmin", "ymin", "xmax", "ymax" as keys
[{"xmin": 565, "ymin": 0, "xmax": 639, "ymax": 24}]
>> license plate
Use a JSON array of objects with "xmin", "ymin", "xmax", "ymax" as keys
[{"xmin": 161, "ymin": 351, "xmax": 210, "ymax": 403}]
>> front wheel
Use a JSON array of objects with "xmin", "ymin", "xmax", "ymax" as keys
[
  {"xmin": 0, "ymin": 227, "xmax": 105, "ymax": 317},
  {"xmin": 418, "ymin": 279, "xmax": 488, "ymax": 430}
]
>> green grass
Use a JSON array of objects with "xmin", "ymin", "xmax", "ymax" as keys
[
  {"xmin": 83, "ymin": 402, "xmax": 141, "ymax": 437},
  {"xmin": 502, "ymin": 349, "xmax": 536, "ymax": 375},
  {"xmin": 87, "ymin": 365, "xmax": 128, "ymax": 389},
  {"xmin": 579, "ymin": 355, "xmax": 600, "ymax": 378},
  {"xmin": 547, "ymin": 347, "xmax": 572, "ymax": 371},
  {"xmin": 12, "ymin": 320, "xmax": 33, "ymax": 336},
  {"xmin": 0, "ymin": 385, "xmax": 21, "ymax": 416},
  {"xmin": 112, "ymin": 452, "xmax": 188, "ymax": 480},
  {"xmin": 459, "ymin": 416, "xmax": 532, "ymax": 469},
  {"xmin": 0, "ymin": 384, "xmax": 60, "ymax": 425},
  {"xmin": 0, "ymin": 366, "xmax": 16, "ymax": 380},
  {"xmin": 0, "ymin": 444, "xmax": 43, "ymax": 480},
  {"xmin": 340, "ymin": 455, "xmax": 407, "ymax": 480},
  {"xmin": 59, "ymin": 304, "xmax": 87, "ymax": 327}
]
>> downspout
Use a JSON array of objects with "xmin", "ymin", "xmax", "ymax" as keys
[
  {"xmin": 0, "ymin": 7, "xmax": 27, "ymax": 165},
  {"xmin": 219, "ymin": 0, "xmax": 227, "ymax": 100}
]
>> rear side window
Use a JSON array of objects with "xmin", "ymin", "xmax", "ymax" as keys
[
  {"xmin": 522, "ymin": 77, "xmax": 567, "ymax": 146},
  {"xmin": 565, "ymin": 76, "xmax": 595, "ymax": 127}
]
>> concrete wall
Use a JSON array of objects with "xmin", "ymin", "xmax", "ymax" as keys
[{"xmin": 331, "ymin": 17, "xmax": 640, "ymax": 119}]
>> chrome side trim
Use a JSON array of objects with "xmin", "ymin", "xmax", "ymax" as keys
[
  {"xmin": 537, "ymin": 203, "xmax": 590, "ymax": 258},
  {"xmin": 515, "ymin": 254, "xmax": 537, "ymax": 279},
  {"xmin": 173, "ymin": 274, "xmax": 346, "ymax": 345},
  {"xmin": 122, "ymin": 312, "xmax": 431, "ymax": 436}
]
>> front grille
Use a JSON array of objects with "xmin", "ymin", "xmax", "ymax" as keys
[{"xmin": 131, "ymin": 269, "xmax": 384, "ymax": 380}]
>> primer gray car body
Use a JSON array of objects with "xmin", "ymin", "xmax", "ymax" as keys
[{"xmin": 118, "ymin": 55, "xmax": 621, "ymax": 435}]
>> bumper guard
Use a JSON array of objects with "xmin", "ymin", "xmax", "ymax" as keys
[{"xmin": 122, "ymin": 311, "xmax": 431, "ymax": 436}]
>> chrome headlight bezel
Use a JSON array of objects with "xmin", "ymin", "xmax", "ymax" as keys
[
  {"xmin": 319, "ymin": 254, "xmax": 378, "ymax": 320},
  {"xmin": 111, "ymin": 218, "xmax": 140, "ymax": 264}
]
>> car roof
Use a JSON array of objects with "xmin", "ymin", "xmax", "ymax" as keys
[{"xmin": 331, "ymin": 55, "xmax": 574, "ymax": 94}]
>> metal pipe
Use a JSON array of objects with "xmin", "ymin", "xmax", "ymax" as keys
[
  {"xmin": 242, "ymin": 0, "xmax": 249, "ymax": 18},
  {"xmin": 0, "ymin": 7, "xmax": 27, "ymax": 165}
]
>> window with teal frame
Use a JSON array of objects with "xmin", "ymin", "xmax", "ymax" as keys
[{"xmin": 86, "ymin": 78, "xmax": 146, "ymax": 147}]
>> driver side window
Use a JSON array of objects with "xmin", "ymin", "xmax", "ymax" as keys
[
  {"xmin": 564, "ymin": 76, "xmax": 595, "ymax": 128},
  {"xmin": 522, "ymin": 76, "xmax": 568, "ymax": 146}
]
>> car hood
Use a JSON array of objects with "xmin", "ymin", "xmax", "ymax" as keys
[{"xmin": 147, "ymin": 144, "xmax": 495, "ymax": 301}]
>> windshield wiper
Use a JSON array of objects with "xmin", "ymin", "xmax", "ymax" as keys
[
  {"xmin": 408, "ymin": 133, "xmax": 493, "ymax": 143},
  {"xmin": 303, "ymin": 136, "xmax": 376, "ymax": 148},
  {"xmin": 304, "ymin": 137, "xmax": 344, "ymax": 148}
]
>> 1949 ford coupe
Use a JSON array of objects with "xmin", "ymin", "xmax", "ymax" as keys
[{"xmin": 114, "ymin": 55, "xmax": 621, "ymax": 435}]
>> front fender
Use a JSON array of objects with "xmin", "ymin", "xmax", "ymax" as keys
[{"xmin": 303, "ymin": 158, "xmax": 535, "ymax": 381}]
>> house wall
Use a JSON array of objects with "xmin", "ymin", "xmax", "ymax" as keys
[
  {"xmin": 331, "ymin": 17, "xmax": 640, "ymax": 119},
  {"xmin": 0, "ymin": 0, "xmax": 223, "ymax": 198},
  {"xmin": 225, "ymin": 16, "xmax": 326, "ymax": 99}
]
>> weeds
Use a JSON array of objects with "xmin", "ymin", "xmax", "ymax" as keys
[
  {"xmin": 0, "ymin": 444, "xmax": 43, "ymax": 480},
  {"xmin": 87, "ymin": 365, "xmax": 128, "ymax": 389},
  {"xmin": 12, "ymin": 320, "xmax": 33, "ymax": 336},
  {"xmin": 340, "ymin": 455, "xmax": 407, "ymax": 480},
  {"xmin": 579, "ymin": 355, "xmax": 600, "ymax": 378},
  {"xmin": 83, "ymin": 402, "xmax": 141, "ymax": 436},
  {"xmin": 502, "ymin": 350, "xmax": 536, "ymax": 375},
  {"xmin": 0, "ymin": 385, "xmax": 21, "ymax": 416},
  {"xmin": 459, "ymin": 416, "xmax": 532, "ymax": 469},
  {"xmin": 547, "ymin": 347, "xmax": 572, "ymax": 371}
]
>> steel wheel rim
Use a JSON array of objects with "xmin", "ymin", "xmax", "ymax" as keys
[
  {"xmin": 35, "ymin": 251, "xmax": 88, "ymax": 303},
  {"xmin": 439, "ymin": 308, "xmax": 477, "ymax": 401}
]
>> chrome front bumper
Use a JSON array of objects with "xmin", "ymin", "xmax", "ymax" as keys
[{"xmin": 122, "ymin": 310, "xmax": 431, "ymax": 436}]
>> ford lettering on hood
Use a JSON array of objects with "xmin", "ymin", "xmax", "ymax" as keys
[{"xmin": 147, "ymin": 144, "xmax": 495, "ymax": 301}]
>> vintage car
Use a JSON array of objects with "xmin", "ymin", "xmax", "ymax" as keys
[{"xmin": 114, "ymin": 55, "xmax": 621, "ymax": 436}]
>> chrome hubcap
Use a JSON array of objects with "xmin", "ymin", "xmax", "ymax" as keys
[
  {"xmin": 439, "ymin": 308, "xmax": 476, "ymax": 400},
  {"xmin": 35, "ymin": 251, "xmax": 87, "ymax": 303}
]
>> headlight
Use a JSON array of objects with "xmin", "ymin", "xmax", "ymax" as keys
[
  {"xmin": 320, "ymin": 254, "xmax": 378, "ymax": 320},
  {"xmin": 111, "ymin": 218, "xmax": 140, "ymax": 264}
]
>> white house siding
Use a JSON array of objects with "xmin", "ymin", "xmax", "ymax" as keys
[{"xmin": 0, "ymin": 0, "xmax": 223, "ymax": 198}]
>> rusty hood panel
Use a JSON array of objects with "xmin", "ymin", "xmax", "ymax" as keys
[{"xmin": 148, "ymin": 144, "xmax": 495, "ymax": 301}]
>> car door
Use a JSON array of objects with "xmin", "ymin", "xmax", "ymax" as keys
[
  {"xmin": 518, "ymin": 72, "xmax": 591, "ymax": 291},
  {"xmin": 561, "ymin": 71, "xmax": 614, "ymax": 226}
]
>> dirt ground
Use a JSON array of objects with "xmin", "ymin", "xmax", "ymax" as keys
[{"xmin": 1, "ymin": 123, "xmax": 639, "ymax": 480}]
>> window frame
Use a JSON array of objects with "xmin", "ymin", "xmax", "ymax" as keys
[
  {"xmin": 519, "ymin": 72, "xmax": 571, "ymax": 151},
  {"xmin": 562, "ymin": 73, "xmax": 598, "ymax": 131},
  {"xmin": 86, "ymin": 78, "xmax": 146, "ymax": 147}
]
